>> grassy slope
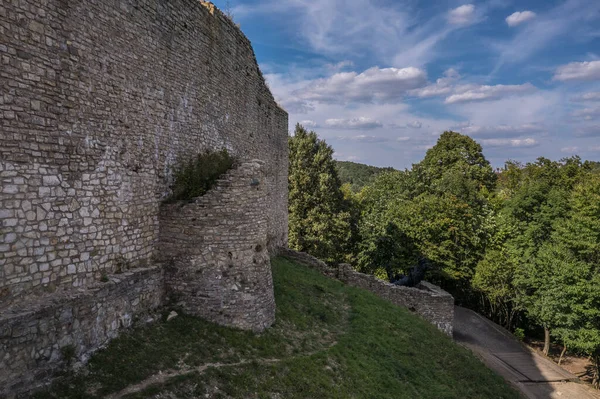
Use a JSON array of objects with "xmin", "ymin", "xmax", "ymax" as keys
[{"xmin": 35, "ymin": 257, "xmax": 521, "ymax": 399}]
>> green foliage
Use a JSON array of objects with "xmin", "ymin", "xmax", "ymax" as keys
[
  {"xmin": 166, "ymin": 149, "xmax": 234, "ymax": 203},
  {"xmin": 544, "ymin": 175, "xmax": 600, "ymax": 388},
  {"xmin": 357, "ymin": 132, "xmax": 495, "ymax": 291},
  {"xmin": 514, "ymin": 328, "xmax": 525, "ymax": 342},
  {"xmin": 335, "ymin": 160, "xmax": 395, "ymax": 192},
  {"xmin": 473, "ymin": 247, "xmax": 519, "ymax": 330},
  {"xmin": 288, "ymin": 124, "xmax": 351, "ymax": 263},
  {"xmin": 413, "ymin": 131, "xmax": 497, "ymax": 202},
  {"xmin": 35, "ymin": 258, "xmax": 520, "ymax": 399}
]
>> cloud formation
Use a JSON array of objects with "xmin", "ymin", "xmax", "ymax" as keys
[
  {"xmin": 293, "ymin": 67, "xmax": 427, "ymax": 105},
  {"xmin": 460, "ymin": 123, "xmax": 544, "ymax": 137},
  {"xmin": 572, "ymin": 107, "xmax": 600, "ymax": 120},
  {"xmin": 575, "ymin": 124, "xmax": 600, "ymax": 137},
  {"xmin": 506, "ymin": 11, "xmax": 537, "ymax": 27},
  {"xmin": 553, "ymin": 60, "xmax": 600, "ymax": 81},
  {"xmin": 335, "ymin": 135, "xmax": 391, "ymax": 143},
  {"xmin": 448, "ymin": 4, "xmax": 476, "ymax": 25},
  {"xmin": 571, "ymin": 92, "xmax": 600, "ymax": 102},
  {"xmin": 444, "ymin": 83, "xmax": 536, "ymax": 104},
  {"xmin": 561, "ymin": 146, "xmax": 579, "ymax": 153},
  {"xmin": 480, "ymin": 138, "xmax": 539, "ymax": 148},
  {"xmin": 300, "ymin": 120, "xmax": 317, "ymax": 128},
  {"xmin": 325, "ymin": 117, "xmax": 383, "ymax": 130}
]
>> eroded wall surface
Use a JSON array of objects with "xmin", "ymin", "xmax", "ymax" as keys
[
  {"xmin": 0, "ymin": 0, "xmax": 288, "ymax": 303},
  {"xmin": 159, "ymin": 160, "xmax": 275, "ymax": 332},
  {"xmin": 0, "ymin": 267, "xmax": 164, "ymax": 396}
]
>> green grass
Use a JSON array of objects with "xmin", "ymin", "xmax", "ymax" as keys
[{"xmin": 34, "ymin": 257, "xmax": 521, "ymax": 399}]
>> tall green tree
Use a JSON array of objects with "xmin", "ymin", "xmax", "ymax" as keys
[
  {"xmin": 548, "ymin": 174, "xmax": 600, "ymax": 387},
  {"xmin": 357, "ymin": 132, "xmax": 496, "ymax": 296},
  {"xmin": 288, "ymin": 124, "xmax": 351, "ymax": 263},
  {"xmin": 506, "ymin": 157, "xmax": 587, "ymax": 354}
]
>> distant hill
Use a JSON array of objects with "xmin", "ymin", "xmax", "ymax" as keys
[{"xmin": 336, "ymin": 161, "xmax": 396, "ymax": 192}]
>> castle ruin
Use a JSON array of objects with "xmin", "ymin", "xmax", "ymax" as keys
[{"xmin": 0, "ymin": 0, "xmax": 288, "ymax": 395}]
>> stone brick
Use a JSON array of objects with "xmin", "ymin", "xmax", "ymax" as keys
[{"xmin": 0, "ymin": 1, "xmax": 288, "ymax": 396}]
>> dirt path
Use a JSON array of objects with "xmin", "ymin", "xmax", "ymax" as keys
[
  {"xmin": 454, "ymin": 306, "xmax": 600, "ymax": 399},
  {"xmin": 106, "ymin": 358, "xmax": 282, "ymax": 399}
]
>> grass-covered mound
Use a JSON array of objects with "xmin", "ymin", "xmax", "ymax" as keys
[{"xmin": 35, "ymin": 257, "xmax": 521, "ymax": 399}]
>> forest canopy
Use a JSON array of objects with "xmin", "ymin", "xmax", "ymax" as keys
[{"xmin": 288, "ymin": 125, "xmax": 600, "ymax": 388}]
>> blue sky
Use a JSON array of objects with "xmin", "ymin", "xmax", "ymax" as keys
[{"xmin": 214, "ymin": 0, "xmax": 600, "ymax": 169}]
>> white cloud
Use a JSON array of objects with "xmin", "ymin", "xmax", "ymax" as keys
[
  {"xmin": 409, "ymin": 70, "xmax": 536, "ymax": 104},
  {"xmin": 561, "ymin": 146, "xmax": 579, "ymax": 153},
  {"xmin": 553, "ymin": 61, "xmax": 600, "ymax": 81},
  {"xmin": 575, "ymin": 124, "xmax": 600, "ymax": 137},
  {"xmin": 410, "ymin": 69, "xmax": 460, "ymax": 98},
  {"xmin": 293, "ymin": 66, "xmax": 427, "ymax": 104},
  {"xmin": 506, "ymin": 11, "xmax": 537, "ymax": 27},
  {"xmin": 325, "ymin": 117, "xmax": 383, "ymax": 130},
  {"xmin": 444, "ymin": 83, "xmax": 536, "ymax": 104},
  {"xmin": 572, "ymin": 107, "xmax": 600, "ymax": 120},
  {"xmin": 397, "ymin": 136, "xmax": 411, "ymax": 142},
  {"xmin": 335, "ymin": 134, "xmax": 391, "ymax": 143},
  {"xmin": 571, "ymin": 92, "xmax": 600, "ymax": 102},
  {"xmin": 491, "ymin": 0, "xmax": 600, "ymax": 71},
  {"xmin": 480, "ymin": 138, "xmax": 539, "ymax": 148},
  {"xmin": 325, "ymin": 60, "xmax": 354, "ymax": 71},
  {"xmin": 460, "ymin": 123, "xmax": 544, "ymax": 137},
  {"xmin": 407, "ymin": 121, "xmax": 422, "ymax": 129},
  {"xmin": 299, "ymin": 120, "xmax": 317, "ymax": 128},
  {"xmin": 448, "ymin": 4, "xmax": 476, "ymax": 25}
]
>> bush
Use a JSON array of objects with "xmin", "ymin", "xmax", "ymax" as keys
[
  {"xmin": 514, "ymin": 328, "xmax": 525, "ymax": 341},
  {"xmin": 166, "ymin": 149, "xmax": 235, "ymax": 203}
]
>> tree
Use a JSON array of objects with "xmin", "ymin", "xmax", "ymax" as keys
[
  {"xmin": 357, "ymin": 132, "xmax": 496, "ymax": 296},
  {"xmin": 548, "ymin": 175, "xmax": 600, "ymax": 387},
  {"xmin": 505, "ymin": 157, "xmax": 587, "ymax": 354},
  {"xmin": 413, "ymin": 131, "xmax": 497, "ymax": 202},
  {"xmin": 473, "ymin": 247, "xmax": 519, "ymax": 330},
  {"xmin": 288, "ymin": 124, "xmax": 351, "ymax": 263}
]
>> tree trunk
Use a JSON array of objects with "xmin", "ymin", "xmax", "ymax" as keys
[
  {"xmin": 558, "ymin": 343, "xmax": 567, "ymax": 366},
  {"xmin": 592, "ymin": 355, "xmax": 599, "ymax": 390},
  {"xmin": 543, "ymin": 327, "xmax": 551, "ymax": 356}
]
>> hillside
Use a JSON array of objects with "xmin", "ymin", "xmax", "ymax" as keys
[
  {"xmin": 35, "ymin": 257, "xmax": 521, "ymax": 399},
  {"xmin": 335, "ymin": 161, "xmax": 395, "ymax": 192}
]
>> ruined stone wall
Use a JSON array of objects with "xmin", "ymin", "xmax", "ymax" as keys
[
  {"xmin": 0, "ymin": 267, "xmax": 164, "ymax": 397},
  {"xmin": 159, "ymin": 161, "xmax": 275, "ymax": 331},
  {"xmin": 0, "ymin": 0, "xmax": 288, "ymax": 303},
  {"xmin": 279, "ymin": 249, "xmax": 454, "ymax": 336}
]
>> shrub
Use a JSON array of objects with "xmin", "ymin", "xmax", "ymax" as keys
[
  {"xmin": 514, "ymin": 328, "xmax": 525, "ymax": 341},
  {"xmin": 166, "ymin": 149, "xmax": 235, "ymax": 202}
]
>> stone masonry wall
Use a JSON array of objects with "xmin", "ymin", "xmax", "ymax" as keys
[
  {"xmin": 0, "ymin": 0, "xmax": 288, "ymax": 303},
  {"xmin": 0, "ymin": 267, "xmax": 164, "ymax": 397},
  {"xmin": 280, "ymin": 248, "xmax": 454, "ymax": 336},
  {"xmin": 159, "ymin": 160, "xmax": 275, "ymax": 332}
]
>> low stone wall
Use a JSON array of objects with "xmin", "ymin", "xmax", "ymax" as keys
[
  {"xmin": 279, "ymin": 248, "xmax": 454, "ymax": 336},
  {"xmin": 158, "ymin": 160, "xmax": 276, "ymax": 332},
  {"xmin": 0, "ymin": 267, "xmax": 164, "ymax": 397}
]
